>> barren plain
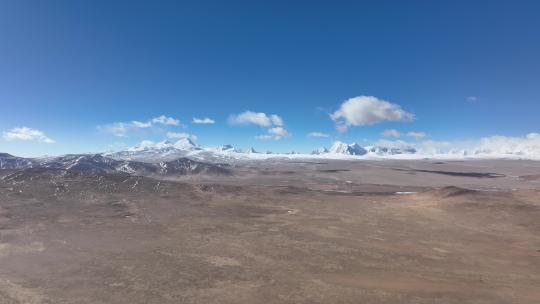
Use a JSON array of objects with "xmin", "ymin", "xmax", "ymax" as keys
[{"xmin": 1, "ymin": 159, "xmax": 539, "ymax": 303}]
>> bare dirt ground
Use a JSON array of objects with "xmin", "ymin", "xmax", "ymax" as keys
[{"xmin": 0, "ymin": 159, "xmax": 539, "ymax": 303}]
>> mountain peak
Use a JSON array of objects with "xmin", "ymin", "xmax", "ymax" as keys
[
  {"xmin": 329, "ymin": 141, "xmax": 367, "ymax": 155},
  {"xmin": 311, "ymin": 147, "xmax": 329, "ymax": 155},
  {"xmin": 174, "ymin": 138, "xmax": 197, "ymax": 150},
  {"xmin": 219, "ymin": 144, "xmax": 234, "ymax": 151}
]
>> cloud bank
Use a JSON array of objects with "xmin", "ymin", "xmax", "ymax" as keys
[
  {"xmin": 370, "ymin": 133, "xmax": 540, "ymax": 158},
  {"xmin": 475, "ymin": 133, "xmax": 540, "ymax": 156}
]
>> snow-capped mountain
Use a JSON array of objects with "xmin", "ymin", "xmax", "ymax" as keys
[
  {"xmin": 328, "ymin": 141, "xmax": 367, "ymax": 156},
  {"xmin": 41, "ymin": 154, "xmax": 122, "ymax": 174},
  {"xmin": 311, "ymin": 147, "xmax": 329, "ymax": 155},
  {"xmin": 0, "ymin": 153, "xmax": 36, "ymax": 169},
  {"xmin": 218, "ymin": 144, "xmax": 237, "ymax": 152},
  {"xmin": 104, "ymin": 139, "xmax": 435, "ymax": 163},
  {"xmin": 106, "ymin": 139, "xmax": 199, "ymax": 162},
  {"xmin": 173, "ymin": 138, "xmax": 199, "ymax": 150},
  {"xmin": 106, "ymin": 139, "xmax": 259, "ymax": 163},
  {"xmin": 6, "ymin": 134, "xmax": 540, "ymax": 169},
  {"xmin": 310, "ymin": 142, "xmax": 418, "ymax": 157},
  {"xmin": 0, "ymin": 152, "xmax": 231, "ymax": 176}
]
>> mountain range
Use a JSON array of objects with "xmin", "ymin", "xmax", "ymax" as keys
[
  {"xmin": 0, "ymin": 152, "xmax": 231, "ymax": 176},
  {"xmin": 2, "ymin": 137, "xmax": 540, "ymax": 176}
]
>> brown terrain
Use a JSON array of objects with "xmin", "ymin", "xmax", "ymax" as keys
[{"xmin": 0, "ymin": 159, "xmax": 539, "ymax": 303}]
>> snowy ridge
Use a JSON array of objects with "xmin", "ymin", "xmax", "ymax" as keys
[
  {"xmin": 102, "ymin": 137, "xmax": 540, "ymax": 163},
  {"xmin": 4, "ymin": 133, "xmax": 540, "ymax": 167},
  {"xmin": 0, "ymin": 153, "xmax": 36, "ymax": 169},
  {"xmin": 328, "ymin": 141, "xmax": 367, "ymax": 155},
  {"xmin": 0, "ymin": 152, "xmax": 231, "ymax": 176}
]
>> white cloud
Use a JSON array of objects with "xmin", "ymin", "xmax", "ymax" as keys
[
  {"xmin": 381, "ymin": 129, "xmax": 426, "ymax": 139},
  {"xmin": 307, "ymin": 132, "xmax": 329, "ymax": 138},
  {"xmin": 374, "ymin": 138, "xmax": 451, "ymax": 154},
  {"xmin": 229, "ymin": 111, "xmax": 283, "ymax": 127},
  {"xmin": 268, "ymin": 127, "xmax": 289, "ymax": 137},
  {"xmin": 127, "ymin": 140, "xmax": 158, "ymax": 152},
  {"xmin": 151, "ymin": 115, "xmax": 180, "ymax": 126},
  {"xmin": 230, "ymin": 111, "xmax": 288, "ymax": 140},
  {"xmin": 330, "ymin": 96, "xmax": 414, "ymax": 132},
  {"xmin": 131, "ymin": 120, "xmax": 152, "ymax": 128},
  {"xmin": 98, "ymin": 115, "xmax": 181, "ymax": 137},
  {"xmin": 467, "ymin": 96, "xmax": 478, "ymax": 102},
  {"xmin": 137, "ymin": 140, "xmax": 157, "ymax": 148},
  {"xmin": 372, "ymin": 133, "xmax": 540, "ymax": 157},
  {"xmin": 255, "ymin": 135, "xmax": 277, "ymax": 141},
  {"xmin": 335, "ymin": 124, "xmax": 349, "ymax": 133},
  {"xmin": 407, "ymin": 131, "xmax": 426, "ymax": 140},
  {"xmin": 2, "ymin": 127, "xmax": 55, "ymax": 143},
  {"xmin": 256, "ymin": 127, "xmax": 290, "ymax": 141},
  {"xmin": 382, "ymin": 129, "xmax": 401, "ymax": 137},
  {"xmin": 375, "ymin": 139, "xmax": 415, "ymax": 149},
  {"xmin": 475, "ymin": 133, "xmax": 540, "ymax": 155},
  {"xmin": 166, "ymin": 132, "xmax": 198, "ymax": 141},
  {"xmin": 270, "ymin": 114, "xmax": 283, "ymax": 126},
  {"xmin": 192, "ymin": 117, "xmax": 215, "ymax": 124},
  {"xmin": 97, "ymin": 123, "xmax": 130, "ymax": 137}
]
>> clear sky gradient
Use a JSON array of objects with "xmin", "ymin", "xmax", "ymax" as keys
[{"xmin": 1, "ymin": 0, "xmax": 539, "ymax": 156}]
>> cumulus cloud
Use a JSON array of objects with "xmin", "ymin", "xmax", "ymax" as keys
[
  {"xmin": 151, "ymin": 115, "xmax": 180, "ymax": 126},
  {"xmin": 228, "ymin": 111, "xmax": 283, "ymax": 127},
  {"xmin": 192, "ymin": 117, "xmax": 215, "ymax": 124},
  {"xmin": 97, "ymin": 123, "xmax": 130, "ymax": 137},
  {"xmin": 268, "ymin": 127, "xmax": 289, "ymax": 137},
  {"xmin": 166, "ymin": 132, "xmax": 198, "ymax": 141},
  {"xmin": 382, "ymin": 129, "xmax": 401, "ymax": 137},
  {"xmin": 270, "ymin": 114, "xmax": 283, "ymax": 126},
  {"xmin": 330, "ymin": 96, "xmax": 414, "ymax": 132},
  {"xmin": 131, "ymin": 120, "xmax": 152, "ymax": 128},
  {"xmin": 256, "ymin": 127, "xmax": 290, "ymax": 141},
  {"xmin": 98, "ymin": 115, "xmax": 181, "ymax": 137},
  {"xmin": 307, "ymin": 132, "xmax": 329, "ymax": 138},
  {"xmin": 407, "ymin": 131, "xmax": 427, "ymax": 140},
  {"xmin": 230, "ymin": 110, "xmax": 288, "ymax": 140},
  {"xmin": 2, "ymin": 127, "xmax": 55, "ymax": 143},
  {"xmin": 255, "ymin": 135, "xmax": 277, "ymax": 141}
]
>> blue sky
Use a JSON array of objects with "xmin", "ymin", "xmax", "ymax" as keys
[{"xmin": 1, "ymin": 0, "xmax": 539, "ymax": 156}]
